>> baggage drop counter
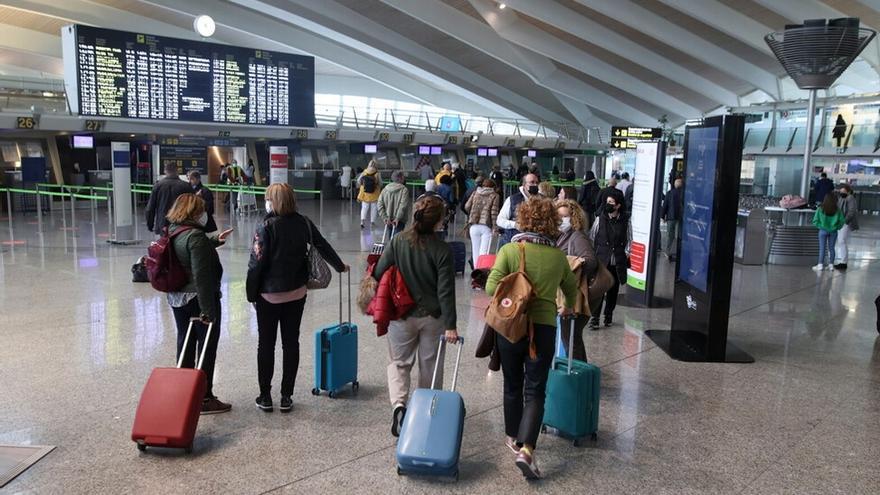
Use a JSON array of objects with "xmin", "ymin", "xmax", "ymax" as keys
[{"xmin": 764, "ymin": 207, "xmax": 819, "ymax": 265}]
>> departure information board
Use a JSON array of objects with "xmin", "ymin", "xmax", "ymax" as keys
[{"xmin": 61, "ymin": 25, "xmax": 315, "ymax": 127}]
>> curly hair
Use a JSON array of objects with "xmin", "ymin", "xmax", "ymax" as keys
[
  {"xmin": 554, "ymin": 198, "xmax": 587, "ymax": 232},
  {"xmin": 516, "ymin": 197, "xmax": 560, "ymax": 238}
]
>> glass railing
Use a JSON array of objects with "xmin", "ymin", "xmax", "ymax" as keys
[
  {"xmin": 849, "ymin": 124, "xmax": 879, "ymax": 147},
  {"xmin": 745, "ymin": 123, "xmax": 880, "ymax": 150},
  {"xmin": 744, "ymin": 127, "xmax": 770, "ymax": 148},
  {"xmin": 771, "ymin": 127, "xmax": 797, "ymax": 148}
]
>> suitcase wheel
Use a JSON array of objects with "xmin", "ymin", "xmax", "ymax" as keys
[
  {"xmin": 328, "ymin": 391, "xmax": 335, "ymax": 398},
  {"xmin": 136, "ymin": 444, "xmax": 146, "ymax": 452},
  {"xmin": 184, "ymin": 444, "xmax": 193, "ymax": 454},
  {"xmin": 591, "ymin": 432, "xmax": 598, "ymax": 441},
  {"xmin": 541, "ymin": 425, "xmax": 547, "ymax": 434},
  {"xmin": 453, "ymin": 470, "xmax": 459, "ymax": 482},
  {"xmin": 573, "ymin": 438, "xmax": 583, "ymax": 447},
  {"xmin": 396, "ymin": 466, "xmax": 402, "ymax": 476},
  {"xmin": 311, "ymin": 388, "xmax": 321, "ymax": 396},
  {"xmin": 352, "ymin": 381, "xmax": 360, "ymax": 393}
]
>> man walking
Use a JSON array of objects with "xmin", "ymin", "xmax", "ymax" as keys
[
  {"xmin": 661, "ymin": 178, "xmax": 684, "ymax": 262},
  {"xmin": 145, "ymin": 163, "xmax": 191, "ymax": 235},
  {"xmin": 377, "ymin": 171, "xmax": 412, "ymax": 237}
]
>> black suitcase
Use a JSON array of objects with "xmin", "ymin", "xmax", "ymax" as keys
[{"xmin": 448, "ymin": 241, "xmax": 466, "ymax": 275}]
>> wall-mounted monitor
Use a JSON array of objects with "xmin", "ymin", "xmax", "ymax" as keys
[
  {"xmin": 364, "ymin": 143, "xmax": 378, "ymax": 154},
  {"xmin": 527, "ymin": 149, "xmax": 536, "ymax": 157},
  {"xmin": 477, "ymin": 148, "xmax": 488, "ymax": 156},
  {"xmin": 72, "ymin": 135, "xmax": 94, "ymax": 149},
  {"xmin": 430, "ymin": 146, "xmax": 442, "ymax": 155},
  {"xmin": 487, "ymin": 148, "xmax": 498, "ymax": 157},
  {"xmin": 418, "ymin": 145, "xmax": 430, "ymax": 155},
  {"xmin": 438, "ymin": 116, "xmax": 461, "ymax": 132}
]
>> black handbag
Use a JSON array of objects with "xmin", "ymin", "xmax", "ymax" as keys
[{"xmin": 131, "ymin": 257, "xmax": 149, "ymax": 283}]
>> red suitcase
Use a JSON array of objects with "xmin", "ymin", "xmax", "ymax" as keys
[
  {"xmin": 475, "ymin": 235, "xmax": 500, "ymax": 270},
  {"xmin": 131, "ymin": 319, "xmax": 212, "ymax": 453}
]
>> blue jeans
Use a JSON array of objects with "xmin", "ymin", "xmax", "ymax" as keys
[{"xmin": 818, "ymin": 229, "xmax": 838, "ymax": 266}]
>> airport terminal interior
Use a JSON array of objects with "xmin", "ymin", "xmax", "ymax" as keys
[{"xmin": 1, "ymin": 1, "xmax": 880, "ymax": 494}]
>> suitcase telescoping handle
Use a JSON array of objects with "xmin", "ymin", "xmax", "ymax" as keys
[
  {"xmin": 555, "ymin": 315, "xmax": 575, "ymax": 376},
  {"xmin": 338, "ymin": 270, "xmax": 352, "ymax": 328},
  {"xmin": 430, "ymin": 336, "xmax": 464, "ymax": 393},
  {"xmin": 380, "ymin": 223, "xmax": 396, "ymax": 244},
  {"xmin": 177, "ymin": 318, "xmax": 214, "ymax": 371}
]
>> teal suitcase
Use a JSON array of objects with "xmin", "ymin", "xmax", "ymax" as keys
[{"xmin": 542, "ymin": 317, "xmax": 600, "ymax": 446}]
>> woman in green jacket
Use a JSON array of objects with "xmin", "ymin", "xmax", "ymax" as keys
[
  {"xmin": 811, "ymin": 191, "xmax": 845, "ymax": 271},
  {"xmin": 486, "ymin": 196, "xmax": 577, "ymax": 480},
  {"xmin": 166, "ymin": 193, "xmax": 233, "ymax": 414}
]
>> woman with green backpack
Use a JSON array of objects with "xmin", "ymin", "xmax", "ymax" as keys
[{"xmin": 485, "ymin": 196, "xmax": 577, "ymax": 480}]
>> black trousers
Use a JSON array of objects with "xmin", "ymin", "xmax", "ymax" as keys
[
  {"xmin": 256, "ymin": 296, "xmax": 307, "ymax": 397},
  {"xmin": 172, "ymin": 296, "xmax": 221, "ymax": 399},
  {"xmin": 596, "ymin": 262, "xmax": 627, "ymax": 319},
  {"xmin": 560, "ymin": 315, "xmax": 588, "ymax": 362},
  {"xmin": 496, "ymin": 323, "xmax": 555, "ymax": 448}
]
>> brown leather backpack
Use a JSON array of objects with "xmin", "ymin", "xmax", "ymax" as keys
[{"xmin": 485, "ymin": 243, "xmax": 537, "ymax": 355}]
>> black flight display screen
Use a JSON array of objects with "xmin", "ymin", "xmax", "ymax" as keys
[{"xmin": 62, "ymin": 25, "xmax": 314, "ymax": 127}]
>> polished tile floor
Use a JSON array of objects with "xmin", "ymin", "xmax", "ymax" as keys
[{"xmin": 1, "ymin": 198, "xmax": 878, "ymax": 494}]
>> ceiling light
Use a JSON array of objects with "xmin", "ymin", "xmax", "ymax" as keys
[
  {"xmin": 499, "ymin": 3, "xmax": 506, "ymax": 9},
  {"xmin": 193, "ymin": 15, "xmax": 216, "ymax": 38}
]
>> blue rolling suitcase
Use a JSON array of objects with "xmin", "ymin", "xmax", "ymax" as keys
[
  {"xmin": 542, "ymin": 317, "xmax": 600, "ymax": 446},
  {"xmin": 311, "ymin": 272, "xmax": 359, "ymax": 398},
  {"xmin": 396, "ymin": 336, "xmax": 465, "ymax": 481}
]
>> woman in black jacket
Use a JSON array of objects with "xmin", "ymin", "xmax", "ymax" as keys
[
  {"xmin": 578, "ymin": 171, "xmax": 601, "ymax": 228},
  {"xmin": 589, "ymin": 189, "xmax": 631, "ymax": 328},
  {"xmin": 247, "ymin": 183, "xmax": 349, "ymax": 413}
]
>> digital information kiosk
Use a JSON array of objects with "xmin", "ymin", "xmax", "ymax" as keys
[
  {"xmin": 625, "ymin": 141, "xmax": 667, "ymax": 307},
  {"xmin": 646, "ymin": 115, "xmax": 754, "ymax": 363}
]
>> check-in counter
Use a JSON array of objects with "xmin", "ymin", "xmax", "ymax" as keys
[
  {"xmin": 88, "ymin": 170, "xmax": 113, "ymax": 188},
  {"xmin": 289, "ymin": 170, "xmax": 321, "ymax": 201},
  {"xmin": 320, "ymin": 170, "xmax": 341, "ymax": 200}
]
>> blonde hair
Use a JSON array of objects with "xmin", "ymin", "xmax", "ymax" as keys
[
  {"xmin": 166, "ymin": 193, "xmax": 205, "ymax": 224},
  {"xmin": 555, "ymin": 198, "xmax": 587, "ymax": 232},
  {"xmin": 265, "ymin": 183, "xmax": 297, "ymax": 216},
  {"xmin": 538, "ymin": 181, "xmax": 555, "ymax": 198}
]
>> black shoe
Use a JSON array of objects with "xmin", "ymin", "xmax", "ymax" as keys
[
  {"xmin": 668, "ymin": 255, "xmax": 677, "ymax": 263},
  {"xmin": 604, "ymin": 316, "xmax": 613, "ymax": 327},
  {"xmin": 255, "ymin": 395, "xmax": 273, "ymax": 412},
  {"xmin": 834, "ymin": 263, "xmax": 847, "ymax": 270},
  {"xmin": 391, "ymin": 404, "xmax": 406, "ymax": 437},
  {"xmin": 588, "ymin": 317, "xmax": 600, "ymax": 330},
  {"xmin": 875, "ymin": 295, "xmax": 880, "ymax": 335},
  {"xmin": 279, "ymin": 396, "xmax": 292, "ymax": 413}
]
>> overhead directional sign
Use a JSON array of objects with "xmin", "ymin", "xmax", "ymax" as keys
[{"xmin": 611, "ymin": 126, "xmax": 662, "ymax": 149}]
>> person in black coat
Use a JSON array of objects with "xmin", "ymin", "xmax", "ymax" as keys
[
  {"xmin": 661, "ymin": 178, "xmax": 684, "ymax": 261},
  {"xmin": 247, "ymin": 183, "xmax": 349, "ymax": 412},
  {"xmin": 578, "ymin": 170, "xmax": 601, "ymax": 227},
  {"xmin": 589, "ymin": 188, "xmax": 630, "ymax": 328},
  {"xmin": 188, "ymin": 170, "xmax": 217, "ymax": 233},
  {"xmin": 145, "ymin": 162, "xmax": 191, "ymax": 234}
]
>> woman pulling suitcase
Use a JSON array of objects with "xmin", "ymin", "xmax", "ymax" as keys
[
  {"xmin": 373, "ymin": 194, "xmax": 459, "ymax": 437},
  {"xmin": 486, "ymin": 197, "xmax": 577, "ymax": 480},
  {"xmin": 247, "ymin": 183, "xmax": 348, "ymax": 413}
]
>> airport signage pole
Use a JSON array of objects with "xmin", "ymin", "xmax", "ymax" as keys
[
  {"xmin": 269, "ymin": 146, "xmax": 288, "ymax": 185},
  {"xmin": 108, "ymin": 141, "xmax": 136, "ymax": 244},
  {"xmin": 625, "ymin": 141, "xmax": 666, "ymax": 307},
  {"xmin": 646, "ymin": 115, "xmax": 753, "ymax": 363}
]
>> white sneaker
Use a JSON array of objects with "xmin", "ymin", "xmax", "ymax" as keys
[
  {"xmin": 824, "ymin": 264, "xmax": 833, "ymax": 271},
  {"xmin": 812, "ymin": 264, "xmax": 824, "ymax": 271}
]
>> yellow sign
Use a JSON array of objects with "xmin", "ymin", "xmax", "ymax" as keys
[{"xmin": 16, "ymin": 116, "xmax": 36, "ymax": 129}]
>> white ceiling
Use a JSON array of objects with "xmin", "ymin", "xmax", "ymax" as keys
[{"xmin": 0, "ymin": 0, "xmax": 877, "ymax": 129}]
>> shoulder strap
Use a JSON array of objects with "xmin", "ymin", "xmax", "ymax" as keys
[
  {"xmin": 169, "ymin": 225, "xmax": 194, "ymax": 238},
  {"xmin": 517, "ymin": 242, "xmax": 526, "ymax": 273}
]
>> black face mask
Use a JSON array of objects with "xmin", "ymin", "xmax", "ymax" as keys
[
  {"xmin": 527, "ymin": 185, "xmax": 539, "ymax": 196},
  {"xmin": 605, "ymin": 204, "xmax": 617, "ymax": 214},
  {"xmin": 839, "ymin": 193, "xmax": 848, "ymax": 198}
]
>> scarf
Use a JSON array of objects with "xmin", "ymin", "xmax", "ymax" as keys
[{"xmin": 511, "ymin": 232, "xmax": 555, "ymax": 247}]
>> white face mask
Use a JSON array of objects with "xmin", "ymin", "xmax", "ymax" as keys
[
  {"xmin": 197, "ymin": 212, "xmax": 208, "ymax": 227},
  {"xmin": 265, "ymin": 200, "xmax": 273, "ymax": 214},
  {"xmin": 559, "ymin": 216, "xmax": 572, "ymax": 233}
]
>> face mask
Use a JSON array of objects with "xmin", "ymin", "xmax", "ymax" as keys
[
  {"xmin": 197, "ymin": 212, "xmax": 208, "ymax": 227},
  {"xmin": 605, "ymin": 203, "xmax": 617, "ymax": 214},
  {"xmin": 527, "ymin": 185, "xmax": 539, "ymax": 196},
  {"xmin": 559, "ymin": 217, "xmax": 572, "ymax": 233},
  {"xmin": 840, "ymin": 193, "xmax": 848, "ymax": 198},
  {"xmin": 265, "ymin": 200, "xmax": 273, "ymax": 214},
  {"xmin": 191, "ymin": 183, "xmax": 198, "ymax": 190}
]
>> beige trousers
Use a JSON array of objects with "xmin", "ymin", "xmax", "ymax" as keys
[{"xmin": 386, "ymin": 315, "xmax": 446, "ymax": 407}]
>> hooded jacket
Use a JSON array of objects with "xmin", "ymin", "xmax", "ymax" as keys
[
  {"xmin": 465, "ymin": 187, "xmax": 500, "ymax": 227},
  {"xmin": 377, "ymin": 181, "xmax": 412, "ymax": 224}
]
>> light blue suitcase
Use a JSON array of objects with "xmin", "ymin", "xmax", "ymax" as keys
[
  {"xmin": 396, "ymin": 336, "xmax": 465, "ymax": 481},
  {"xmin": 311, "ymin": 273, "xmax": 359, "ymax": 398}
]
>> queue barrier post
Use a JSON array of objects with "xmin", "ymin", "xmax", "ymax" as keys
[{"xmin": 35, "ymin": 184, "xmax": 43, "ymax": 232}]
